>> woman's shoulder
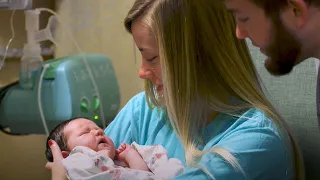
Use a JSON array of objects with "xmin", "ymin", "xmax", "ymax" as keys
[
  {"xmin": 205, "ymin": 108, "xmax": 289, "ymax": 151},
  {"xmin": 209, "ymin": 108, "xmax": 289, "ymax": 152},
  {"xmin": 119, "ymin": 91, "xmax": 148, "ymax": 114},
  {"xmin": 126, "ymin": 91, "xmax": 147, "ymax": 106},
  {"xmin": 203, "ymin": 108, "xmax": 295, "ymax": 179},
  {"xmin": 227, "ymin": 108, "xmax": 281, "ymax": 135},
  {"xmin": 119, "ymin": 91, "xmax": 165, "ymax": 126}
]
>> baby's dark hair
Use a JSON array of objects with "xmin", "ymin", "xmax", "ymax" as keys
[{"xmin": 45, "ymin": 118, "xmax": 80, "ymax": 162}]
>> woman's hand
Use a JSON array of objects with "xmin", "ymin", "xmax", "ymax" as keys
[{"xmin": 45, "ymin": 140, "xmax": 67, "ymax": 180}]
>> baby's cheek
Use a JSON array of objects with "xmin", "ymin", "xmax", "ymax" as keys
[
  {"xmin": 71, "ymin": 139, "xmax": 95, "ymax": 151},
  {"xmin": 66, "ymin": 140, "xmax": 76, "ymax": 151},
  {"xmin": 87, "ymin": 141, "xmax": 99, "ymax": 151},
  {"xmin": 109, "ymin": 149, "xmax": 116, "ymax": 159}
]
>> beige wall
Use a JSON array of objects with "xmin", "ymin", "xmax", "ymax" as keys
[
  {"xmin": 0, "ymin": 0, "xmax": 142, "ymax": 179},
  {"xmin": 0, "ymin": 130, "xmax": 50, "ymax": 180},
  {"xmin": 0, "ymin": 1, "xmax": 53, "ymax": 179},
  {"xmin": 54, "ymin": 0, "xmax": 143, "ymax": 107}
]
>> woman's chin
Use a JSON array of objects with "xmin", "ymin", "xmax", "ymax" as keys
[{"xmin": 156, "ymin": 85, "xmax": 163, "ymax": 92}]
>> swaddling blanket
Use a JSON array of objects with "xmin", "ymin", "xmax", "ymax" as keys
[{"xmin": 62, "ymin": 142, "xmax": 184, "ymax": 180}]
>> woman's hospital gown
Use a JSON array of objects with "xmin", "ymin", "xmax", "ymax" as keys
[{"xmin": 104, "ymin": 92, "xmax": 295, "ymax": 180}]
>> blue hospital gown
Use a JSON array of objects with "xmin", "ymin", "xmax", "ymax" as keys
[{"xmin": 104, "ymin": 92, "xmax": 295, "ymax": 180}]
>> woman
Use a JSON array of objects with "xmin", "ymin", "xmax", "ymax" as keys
[{"xmin": 47, "ymin": 0, "xmax": 304, "ymax": 179}]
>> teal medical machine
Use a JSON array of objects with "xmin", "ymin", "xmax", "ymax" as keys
[
  {"xmin": 0, "ymin": 54, "xmax": 120, "ymax": 135},
  {"xmin": 0, "ymin": 2, "xmax": 120, "ymax": 134}
]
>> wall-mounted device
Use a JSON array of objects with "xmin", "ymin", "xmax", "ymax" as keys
[
  {"xmin": 0, "ymin": 0, "xmax": 32, "ymax": 10},
  {"xmin": 0, "ymin": 54, "xmax": 121, "ymax": 135}
]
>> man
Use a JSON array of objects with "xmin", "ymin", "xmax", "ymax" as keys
[{"xmin": 224, "ymin": 0, "xmax": 320, "ymax": 124}]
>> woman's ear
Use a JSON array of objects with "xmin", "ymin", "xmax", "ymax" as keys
[{"xmin": 62, "ymin": 151, "xmax": 70, "ymax": 158}]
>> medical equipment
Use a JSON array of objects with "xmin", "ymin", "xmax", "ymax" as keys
[
  {"xmin": 0, "ymin": 0, "xmax": 32, "ymax": 10},
  {"xmin": 0, "ymin": 8, "xmax": 15, "ymax": 71},
  {"xmin": 0, "ymin": 5, "xmax": 121, "ymax": 135},
  {"xmin": 1, "ymin": 0, "xmax": 32, "ymax": 71},
  {"xmin": 0, "ymin": 54, "xmax": 121, "ymax": 135}
]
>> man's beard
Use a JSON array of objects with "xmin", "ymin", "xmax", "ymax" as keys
[{"xmin": 264, "ymin": 19, "xmax": 302, "ymax": 76}]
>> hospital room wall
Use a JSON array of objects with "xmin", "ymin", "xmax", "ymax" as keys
[
  {"xmin": 0, "ymin": 1, "xmax": 54, "ymax": 179},
  {"xmin": 54, "ymin": 0, "xmax": 144, "ymax": 107},
  {"xmin": 0, "ymin": 0, "xmax": 142, "ymax": 179}
]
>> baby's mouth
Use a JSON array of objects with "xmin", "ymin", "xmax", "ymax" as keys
[{"xmin": 98, "ymin": 138, "xmax": 107, "ymax": 145}]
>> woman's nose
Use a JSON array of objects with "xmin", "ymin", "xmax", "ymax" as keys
[{"xmin": 139, "ymin": 65, "xmax": 153, "ymax": 80}]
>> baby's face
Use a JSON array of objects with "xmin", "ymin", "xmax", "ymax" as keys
[{"xmin": 64, "ymin": 118, "xmax": 115, "ymax": 158}]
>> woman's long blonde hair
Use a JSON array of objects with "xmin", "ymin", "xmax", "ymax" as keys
[{"xmin": 124, "ymin": 0, "xmax": 304, "ymax": 179}]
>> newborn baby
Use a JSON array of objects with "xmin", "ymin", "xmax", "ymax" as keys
[
  {"xmin": 45, "ymin": 118, "xmax": 150, "ymax": 171},
  {"xmin": 45, "ymin": 118, "xmax": 184, "ymax": 180}
]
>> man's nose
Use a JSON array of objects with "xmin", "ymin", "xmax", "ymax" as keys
[{"xmin": 236, "ymin": 25, "xmax": 248, "ymax": 39}]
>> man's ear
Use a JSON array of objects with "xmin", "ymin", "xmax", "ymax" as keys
[
  {"xmin": 289, "ymin": 0, "xmax": 308, "ymax": 28},
  {"xmin": 62, "ymin": 151, "xmax": 70, "ymax": 158}
]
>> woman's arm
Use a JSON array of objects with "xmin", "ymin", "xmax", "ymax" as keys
[
  {"xmin": 104, "ymin": 92, "xmax": 151, "ymax": 148},
  {"xmin": 104, "ymin": 93, "xmax": 143, "ymax": 148}
]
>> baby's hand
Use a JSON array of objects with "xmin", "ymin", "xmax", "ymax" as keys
[{"xmin": 116, "ymin": 143, "xmax": 133, "ymax": 162}]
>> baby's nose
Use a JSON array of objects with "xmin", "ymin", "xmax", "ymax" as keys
[{"xmin": 93, "ymin": 129, "xmax": 103, "ymax": 136}]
